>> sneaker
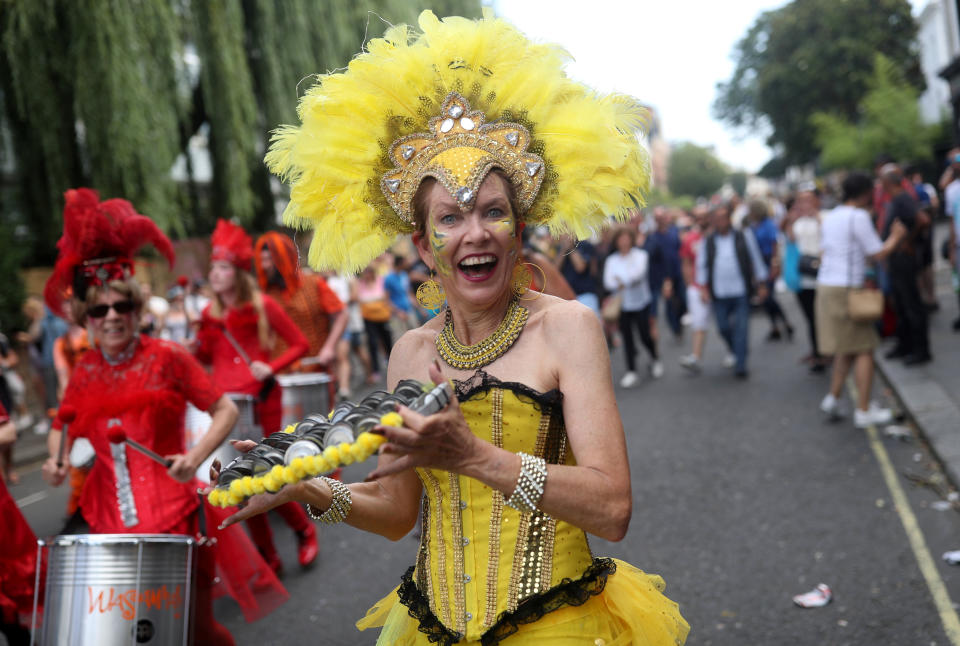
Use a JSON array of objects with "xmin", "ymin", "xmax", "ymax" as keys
[
  {"xmin": 650, "ymin": 361, "xmax": 664, "ymax": 379},
  {"xmin": 14, "ymin": 413, "xmax": 34, "ymax": 433},
  {"xmin": 854, "ymin": 403, "xmax": 893, "ymax": 429},
  {"xmin": 679, "ymin": 354, "xmax": 701, "ymax": 373},
  {"xmin": 820, "ymin": 393, "xmax": 843, "ymax": 421},
  {"xmin": 619, "ymin": 371, "xmax": 639, "ymax": 388},
  {"xmin": 722, "ymin": 354, "xmax": 736, "ymax": 369}
]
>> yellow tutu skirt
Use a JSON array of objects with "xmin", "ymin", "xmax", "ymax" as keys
[{"xmin": 356, "ymin": 558, "xmax": 689, "ymax": 646}]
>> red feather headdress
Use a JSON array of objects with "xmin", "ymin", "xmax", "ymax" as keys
[
  {"xmin": 44, "ymin": 188, "xmax": 175, "ymax": 317},
  {"xmin": 210, "ymin": 219, "xmax": 253, "ymax": 272}
]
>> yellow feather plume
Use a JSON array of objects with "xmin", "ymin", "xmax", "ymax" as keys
[{"xmin": 266, "ymin": 10, "xmax": 650, "ymax": 273}]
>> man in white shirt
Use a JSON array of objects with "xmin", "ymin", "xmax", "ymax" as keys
[{"xmin": 696, "ymin": 204, "xmax": 769, "ymax": 378}]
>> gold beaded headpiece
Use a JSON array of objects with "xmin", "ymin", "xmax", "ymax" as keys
[{"xmin": 381, "ymin": 92, "xmax": 544, "ymax": 224}]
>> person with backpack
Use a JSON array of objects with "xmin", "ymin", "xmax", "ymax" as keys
[{"xmin": 696, "ymin": 203, "xmax": 769, "ymax": 378}]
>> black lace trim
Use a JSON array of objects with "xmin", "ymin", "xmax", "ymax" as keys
[
  {"xmin": 454, "ymin": 369, "xmax": 563, "ymax": 412},
  {"xmin": 394, "ymin": 558, "xmax": 616, "ymax": 646},
  {"xmin": 397, "ymin": 565, "xmax": 462, "ymax": 645}
]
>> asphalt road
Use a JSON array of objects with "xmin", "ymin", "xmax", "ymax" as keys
[{"xmin": 9, "ymin": 296, "xmax": 960, "ymax": 646}]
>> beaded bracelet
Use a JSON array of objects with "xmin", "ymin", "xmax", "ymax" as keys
[
  {"xmin": 306, "ymin": 476, "xmax": 353, "ymax": 525},
  {"xmin": 505, "ymin": 452, "xmax": 547, "ymax": 513}
]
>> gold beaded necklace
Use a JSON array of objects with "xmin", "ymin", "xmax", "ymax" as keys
[{"xmin": 436, "ymin": 298, "xmax": 529, "ymax": 370}]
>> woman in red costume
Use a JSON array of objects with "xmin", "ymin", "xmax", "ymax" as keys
[
  {"xmin": 194, "ymin": 219, "xmax": 318, "ymax": 572},
  {"xmin": 0, "ymin": 401, "xmax": 36, "ymax": 646},
  {"xmin": 40, "ymin": 189, "xmax": 288, "ymax": 645}
]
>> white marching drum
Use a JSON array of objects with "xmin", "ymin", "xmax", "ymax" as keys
[
  {"xmin": 68, "ymin": 438, "xmax": 96, "ymax": 469},
  {"xmin": 277, "ymin": 373, "xmax": 333, "ymax": 428},
  {"xmin": 227, "ymin": 393, "xmax": 260, "ymax": 442},
  {"xmin": 34, "ymin": 534, "xmax": 196, "ymax": 646},
  {"xmin": 183, "ymin": 393, "xmax": 261, "ymax": 483}
]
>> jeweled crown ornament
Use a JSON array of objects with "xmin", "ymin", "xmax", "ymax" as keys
[{"xmin": 381, "ymin": 92, "xmax": 545, "ymax": 224}]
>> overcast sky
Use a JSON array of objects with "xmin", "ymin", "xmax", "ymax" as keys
[{"xmin": 492, "ymin": 0, "xmax": 928, "ymax": 173}]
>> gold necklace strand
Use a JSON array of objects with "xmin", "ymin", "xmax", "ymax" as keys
[{"xmin": 436, "ymin": 299, "xmax": 529, "ymax": 370}]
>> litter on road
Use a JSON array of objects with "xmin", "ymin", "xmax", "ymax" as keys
[
  {"xmin": 883, "ymin": 424, "xmax": 912, "ymax": 441},
  {"xmin": 793, "ymin": 583, "xmax": 832, "ymax": 608},
  {"xmin": 942, "ymin": 550, "xmax": 960, "ymax": 565}
]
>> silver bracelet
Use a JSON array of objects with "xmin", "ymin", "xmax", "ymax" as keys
[
  {"xmin": 306, "ymin": 476, "xmax": 352, "ymax": 524},
  {"xmin": 505, "ymin": 452, "xmax": 547, "ymax": 513}
]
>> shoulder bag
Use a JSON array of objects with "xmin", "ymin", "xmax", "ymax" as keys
[{"xmin": 846, "ymin": 211, "xmax": 883, "ymax": 322}]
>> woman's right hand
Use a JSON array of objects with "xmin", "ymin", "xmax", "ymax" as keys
[{"xmin": 41, "ymin": 457, "xmax": 68, "ymax": 487}]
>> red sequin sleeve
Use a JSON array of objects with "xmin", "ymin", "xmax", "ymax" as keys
[
  {"xmin": 0, "ymin": 401, "xmax": 8, "ymax": 424},
  {"xmin": 168, "ymin": 342, "xmax": 223, "ymax": 413},
  {"xmin": 263, "ymin": 294, "xmax": 308, "ymax": 374}
]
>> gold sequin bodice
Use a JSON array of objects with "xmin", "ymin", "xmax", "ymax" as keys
[{"xmin": 414, "ymin": 380, "xmax": 593, "ymax": 642}]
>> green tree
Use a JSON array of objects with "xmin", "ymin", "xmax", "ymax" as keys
[
  {"xmin": 714, "ymin": 0, "xmax": 921, "ymax": 167},
  {"xmin": 668, "ymin": 142, "xmax": 727, "ymax": 199},
  {"xmin": 812, "ymin": 54, "xmax": 935, "ymax": 170},
  {"xmin": 727, "ymin": 171, "xmax": 748, "ymax": 197},
  {"xmin": 0, "ymin": 0, "xmax": 481, "ymax": 267}
]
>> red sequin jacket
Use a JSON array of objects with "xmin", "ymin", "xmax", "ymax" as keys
[{"xmin": 56, "ymin": 336, "xmax": 222, "ymax": 533}]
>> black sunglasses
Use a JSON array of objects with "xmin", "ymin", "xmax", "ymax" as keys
[{"xmin": 88, "ymin": 301, "xmax": 135, "ymax": 318}]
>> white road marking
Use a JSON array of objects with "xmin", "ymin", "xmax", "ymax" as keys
[{"xmin": 15, "ymin": 491, "xmax": 48, "ymax": 508}]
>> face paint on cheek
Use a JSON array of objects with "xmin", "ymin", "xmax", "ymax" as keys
[
  {"xmin": 429, "ymin": 226, "xmax": 452, "ymax": 276},
  {"xmin": 490, "ymin": 215, "xmax": 516, "ymax": 238}
]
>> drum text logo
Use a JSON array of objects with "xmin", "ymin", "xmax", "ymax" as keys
[{"xmin": 87, "ymin": 585, "xmax": 185, "ymax": 620}]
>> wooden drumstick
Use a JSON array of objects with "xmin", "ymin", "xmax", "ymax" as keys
[
  {"xmin": 56, "ymin": 405, "xmax": 77, "ymax": 468},
  {"xmin": 106, "ymin": 427, "xmax": 173, "ymax": 468}
]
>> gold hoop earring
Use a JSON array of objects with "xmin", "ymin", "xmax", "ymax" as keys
[
  {"xmin": 511, "ymin": 262, "xmax": 545, "ymax": 300},
  {"xmin": 416, "ymin": 275, "xmax": 446, "ymax": 311}
]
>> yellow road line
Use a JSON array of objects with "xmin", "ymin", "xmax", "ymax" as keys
[{"xmin": 849, "ymin": 381, "xmax": 960, "ymax": 644}]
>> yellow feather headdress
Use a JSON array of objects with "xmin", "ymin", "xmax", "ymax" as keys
[{"xmin": 266, "ymin": 10, "xmax": 650, "ymax": 273}]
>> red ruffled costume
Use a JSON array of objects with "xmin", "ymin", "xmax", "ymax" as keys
[
  {"xmin": 55, "ymin": 337, "xmax": 289, "ymax": 634},
  {"xmin": 44, "ymin": 191, "xmax": 287, "ymax": 644},
  {"xmin": 0, "ymin": 403, "xmax": 40, "ymax": 635},
  {"xmin": 196, "ymin": 219, "xmax": 314, "ymax": 570}
]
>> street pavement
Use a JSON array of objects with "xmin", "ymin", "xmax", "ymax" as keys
[{"xmin": 7, "ymin": 292, "xmax": 960, "ymax": 646}]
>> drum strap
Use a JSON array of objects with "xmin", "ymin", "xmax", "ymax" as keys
[{"xmin": 220, "ymin": 327, "xmax": 277, "ymax": 402}]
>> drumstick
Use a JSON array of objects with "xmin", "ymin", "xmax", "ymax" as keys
[
  {"xmin": 299, "ymin": 357, "xmax": 325, "ymax": 366},
  {"xmin": 106, "ymin": 427, "xmax": 174, "ymax": 468},
  {"xmin": 56, "ymin": 405, "xmax": 77, "ymax": 468}
]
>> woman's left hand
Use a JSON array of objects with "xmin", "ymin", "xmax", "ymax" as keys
[
  {"xmin": 366, "ymin": 362, "xmax": 480, "ymax": 480},
  {"xmin": 250, "ymin": 360, "xmax": 273, "ymax": 381},
  {"xmin": 165, "ymin": 453, "xmax": 199, "ymax": 483}
]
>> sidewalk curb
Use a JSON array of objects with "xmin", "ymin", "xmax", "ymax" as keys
[{"xmin": 876, "ymin": 354, "xmax": 960, "ymax": 489}]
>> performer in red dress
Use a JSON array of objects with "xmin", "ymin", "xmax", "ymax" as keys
[
  {"xmin": 195, "ymin": 219, "xmax": 318, "ymax": 572},
  {"xmin": 40, "ymin": 189, "xmax": 288, "ymax": 645},
  {"xmin": 0, "ymin": 401, "xmax": 35, "ymax": 646}
]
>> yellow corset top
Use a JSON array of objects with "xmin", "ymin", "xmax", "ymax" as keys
[{"xmin": 412, "ymin": 377, "xmax": 594, "ymax": 642}]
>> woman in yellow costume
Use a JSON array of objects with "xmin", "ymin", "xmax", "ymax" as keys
[{"xmin": 220, "ymin": 10, "xmax": 689, "ymax": 645}]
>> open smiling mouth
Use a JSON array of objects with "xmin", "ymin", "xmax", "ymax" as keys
[{"xmin": 457, "ymin": 253, "xmax": 499, "ymax": 280}]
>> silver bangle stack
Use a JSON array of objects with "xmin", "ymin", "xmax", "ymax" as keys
[
  {"xmin": 306, "ymin": 476, "xmax": 352, "ymax": 524},
  {"xmin": 505, "ymin": 452, "xmax": 548, "ymax": 513}
]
